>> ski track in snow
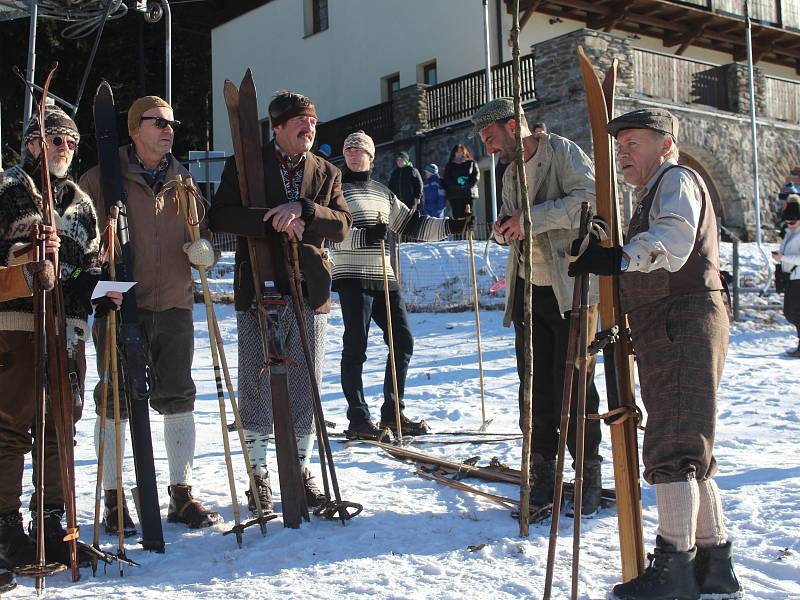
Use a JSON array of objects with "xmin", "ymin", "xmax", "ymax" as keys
[{"xmin": 9, "ymin": 243, "xmax": 799, "ymax": 599}]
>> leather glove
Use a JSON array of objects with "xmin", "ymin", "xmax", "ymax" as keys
[
  {"xmin": 447, "ymin": 214, "xmax": 474, "ymax": 235},
  {"xmin": 92, "ymin": 295, "xmax": 119, "ymax": 319},
  {"xmin": 24, "ymin": 259, "xmax": 55, "ymax": 291},
  {"xmin": 568, "ymin": 235, "xmax": 623, "ymax": 277},
  {"xmin": 365, "ymin": 223, "xmax": 388, "ymax": 245},
  {"xmin": 183, "ymin": 238, "xmax": 216, "ymax": 268}
]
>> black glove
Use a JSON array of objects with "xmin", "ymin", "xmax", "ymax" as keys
[
  {"xmin": 447, "ymin": 214, "xmax": 474, "ymax": 235},
  {"xmin": 93, "ymin": 295, "xmax": 119, "ymax": 319},
  {"xmin": 364, "ymin": 223, "xmax": 388, "ymax": 245},
  {"xmin": 568, "ymin": 236, "xmax": 624, "ymax": 277},
  {"xmin": 63, "ymin": 267, "xmax": 102, "ymax": 297}
]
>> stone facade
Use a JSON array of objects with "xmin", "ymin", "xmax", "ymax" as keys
[{"xmin": 366, "ymin": 28, "xmax": 799, "ymax": 240}]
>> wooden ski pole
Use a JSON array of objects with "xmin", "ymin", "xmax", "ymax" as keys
[
  {"xmin": 377, "ymin": 213, "xmax": 403, "ymax": 442},
  {"xmin": 543, "ymin": 202, "xmax": 591, "ymax": 599},
  {"xmin": 465, "ymin": 205, "xmax": 490, "ymax": 431},
  {"xmin": 511, "ymin": 0, "xmax": 534, "ymax": 537}
]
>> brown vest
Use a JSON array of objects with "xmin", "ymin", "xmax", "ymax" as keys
[{"xmin": 620, "ymin": 165, "xmax": 723, "ymax": 314}]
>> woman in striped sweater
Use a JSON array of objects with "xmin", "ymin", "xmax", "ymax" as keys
[{"xmin": 331, "ymin": 131, "xmax": 471, "ymax": 440}]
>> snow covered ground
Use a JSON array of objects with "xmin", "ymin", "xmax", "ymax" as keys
[{"xmin": 10, "ymin": 242, "xmax": 800, "ymax": 599}]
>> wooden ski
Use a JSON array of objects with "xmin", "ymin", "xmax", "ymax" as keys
[{"xmin": 577, "ymin": 47, "xmax": 646, "ymax": 581}]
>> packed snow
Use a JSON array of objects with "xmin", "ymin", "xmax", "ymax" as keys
[{"xmin": 9, "ymin": 241, "xmax": 799, "ymax": 599}]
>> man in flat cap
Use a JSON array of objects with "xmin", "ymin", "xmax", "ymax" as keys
[
  {"xmin": 210, "ymin": 90, "xmax": 351, "ymax": 517},
  {"xmin": 472, "ymin": 98, "xmax": 605, "ymax": 517},
  {"xmin": 569, "ymin": 108, "xmax": 741, "ymax": 600},
  {"xmin": 80, "ymin": 96, "xmax": 222, "ymax": 533}
]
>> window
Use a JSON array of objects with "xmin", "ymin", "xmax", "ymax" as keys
[
  {"xmin": 303, "ymin": 0, "xmax": 328, "ymax": 36},
  {"xmin": 423, "ymin": 62, "xmax": 437, "ymax": 85},
  {"xmin": 383, "ymin": 73, "xmax": 400, "ymax": 102}
]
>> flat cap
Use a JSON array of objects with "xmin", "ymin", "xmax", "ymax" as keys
[
  {"xmin": 607, "ymin": 108, "xmax": 679, "ymax": 141},
  {"xmin": 470, "ymin": 97, "xmax": 516, "ymax": 137}
]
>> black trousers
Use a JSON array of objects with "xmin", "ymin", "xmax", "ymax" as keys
[
  {"xmin": 448, "ymin": 197, "xmax": 473, "ymax": 219},
  {"xmin": 512, "ymin": 283, "xmax": 602, "ymax": 463},
  {"xmin": 338, "ymin": 283, "xmax": 414, "ymax": 424}
]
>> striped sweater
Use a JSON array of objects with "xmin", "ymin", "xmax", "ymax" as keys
[{"xmin": 330, "ymin": 170, "xmax": 449, "ymax": 291}]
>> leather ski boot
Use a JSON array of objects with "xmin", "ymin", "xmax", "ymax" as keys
[
  {"xmin": 0, "ymin": 512, "xmax": 36, "ymax": 570},
  {"xmin": 530, "ymin": 454, "xmax": 556, "ymax": 509},
  {"xmin": 28, "ymin": 506, "xmax": 92, "ymax": 568},
  {"xmin": 567, "ymin": 459, "xmax": 603, "ymax": 517},
  {"xmin": 380, "ymin": 413, "xmax": 431, "ymax": 437},
  {"xmin": 612, "ymin": 536, "xmax": 701, "ymax": 600},
  {"xmin": 103, "ymin": 489, "xmax": 137, "ymax": 538},
  {"xmin": 344, "ymin": 419, "xmax": 390, "ymax": 441},
  {"xmin": 303, "ymin": 469, "xmax": 327, "ymax": 508},
  {"xmin": 167, "ymin": 485, "xmax": 223, "ymax": 529},
  {"xmin": 245, "ymin": 473, "xmax": 274, "ymax": 516},
  {"xmin": 695, "ymin": 541, "xmax": 744, "ymax": 599}
]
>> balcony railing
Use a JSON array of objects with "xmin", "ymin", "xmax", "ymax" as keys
[
  {"xmin": 315, "ymin": 101, "xmax": 394, "ymax": 158},
  {"xmin": 426, "ymin": 53, "xmax": 536, "ymax": 129},
  {"xmin": 633, "ymin": 48, "xmax": 729, "ymax": 111},
  {"xmin": 764, "ymin": 75, "xmax": 800, "ymax": 121}
]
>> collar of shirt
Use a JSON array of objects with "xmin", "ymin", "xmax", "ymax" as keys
[
  {"xmin": 274, "ymin": 141, "xmax": 306, "ymax": 171},
  {"xmin": 131, "ymin": 149, "xmax": 171, "ymax": 178},
  {"xmin": 635, "ymin": 157, "xmax": 679, "ymax": 202}
]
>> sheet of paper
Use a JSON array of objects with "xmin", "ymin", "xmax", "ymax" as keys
[{"xmin": 91, "ymin": 280, "xmax": 136, "ymax": 300}]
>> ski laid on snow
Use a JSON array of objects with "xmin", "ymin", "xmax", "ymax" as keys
[
  {"xmin": 577, "ymin": 47, "xmax": 646, "ymax": 582},
  {"xmin": 93, "ymin": 80, "xmax": 165, "ymax": 553}
]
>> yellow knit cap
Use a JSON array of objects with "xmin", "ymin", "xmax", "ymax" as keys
[{"xmin": 128, "ymin": 96, "xmax": 172, "ymax": 136}]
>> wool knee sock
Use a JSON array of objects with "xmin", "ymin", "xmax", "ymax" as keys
[
  {"xmin": 94, "ymin": 417, "xmax": 127, "ymax": 491},
  {"xmin": 695, "ymin": 478, "xmax": 728, "ymax": 547},
  {"xmin": 296, "ymin": 433, "xmax": 315, "ymax": 472},
  {"xmin": 243, "ymin": 429, "xmax": 270, "ymax": 478},
  {"xmin": 163, "ymin": 412, "xmax": 195, "ymax": 486},
  {"xmin": 656, "ymin": 480, "xmax": 700, "ymax": 552}
]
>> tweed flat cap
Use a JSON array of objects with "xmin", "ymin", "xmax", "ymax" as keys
[
  {"xmin": 607, "ymin": 108, "xmax": 679, "ymax": 141},
  {"xmin": 470, "ymin": 97, "xmax": 516, "ymax": 137}
]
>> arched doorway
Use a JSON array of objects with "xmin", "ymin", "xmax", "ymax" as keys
[{"xmin": 679, "ymin": 151, "xmax": 726, "ymax": 225}]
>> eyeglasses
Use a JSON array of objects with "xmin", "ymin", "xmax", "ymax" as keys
[
  {"xmin": 50, "ymin": 136, "xmax": 77, "ymax": 150},
  {"xmin": 140, "ymin": 116, "xmax": 181, "ymax": 130}
]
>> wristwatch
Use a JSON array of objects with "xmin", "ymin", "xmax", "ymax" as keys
[{"xmin": 620, "ymin": 253, "xmax": 630, "ymax": 272}]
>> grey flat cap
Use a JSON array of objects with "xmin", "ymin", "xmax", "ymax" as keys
[
  {"xmin": 607, "ymin": 108, "xmax": 679, "ymax": 141},
  {"xmin": 470, "ymin": 97, "xmax": 516, "ymax": 137}
]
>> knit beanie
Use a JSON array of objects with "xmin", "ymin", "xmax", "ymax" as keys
[
  {"xmin": 424, "ymin": 163, "xmax": 439, "ymax": 175},
  {"xmin": 23, "ymin": 104, "xmax": 80, "ymax": 145},
  {"xmin": 343, "ymin": 130, "xmax": 375, "ymax": 158},
  {"xmin": 396, "ymin": 151, "xmax": 410, "ymax": 163},
  {"xmin": 128, "ymin": 96, "xmax": 172, "ymax": 136}
]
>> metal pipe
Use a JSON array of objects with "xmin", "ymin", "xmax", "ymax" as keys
[
  {"xmin": 161, "ymin": 0, "xmax": 172, "ymax": 103},
  {"xmin": 23, "ymin": 0, "xmax": 38, "ymax": 135},
  {"xmin": 744, "ymin": 0, "xmax": 772, "ymax": 293},
  {"xmin": 732, "ymin": 237, "xmax": 740, "ymax": 322},
  {"xmin": 483, "ymin": 0, "xmax": 498, "ymax": 222}
]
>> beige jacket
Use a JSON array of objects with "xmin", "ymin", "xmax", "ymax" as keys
[
  {"xmin": 79, "ymin": 146, "xmax": 208, "ymax": 312},
  {"xmin": 494, "ymin": 133, "xmax": 599, "ymax": 325}
]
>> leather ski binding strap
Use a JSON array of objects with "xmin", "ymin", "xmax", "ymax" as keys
[
  {"xmin": 224, "ymin": 513, "xmax": 279, "ymax": 538},
  {"xmin": 589, "ymin": 325, "xmax": 619, "ymax": 356},
  {"xmin": 313, "ymin": 499, "xmax": 363, "ymax": 521},
  {"xmin": 587, "ymin": 405, "xmax": 644, "ymax": 429},
  {"xmin": 568, "ymin": 217, "xmax": 611, "ymax": 263}
]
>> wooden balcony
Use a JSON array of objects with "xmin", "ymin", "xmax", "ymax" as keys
[{"xmin": 314, "ymin": 101, "xmax": 394, "ymax": 158}]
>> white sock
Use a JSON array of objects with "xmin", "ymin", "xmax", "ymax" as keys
[
  {"xmin": 296, "ymin": 433, "xmax": 315, "ymax": 472},
  {"xmin": 163, "ymin": 412, "xmax": 195, "ymax": 486},
  {"xmin": 94, "ymin": 417, "xmax": 127, "ymax": 490},
  {"xmin": 244, "ymin": 429, "xmax": 270, "ymax": 478},
  {"xmin": 656, "ymin": 480, "xmax": 700, "ymax": 552},
  {"xmin": 696, "ymin": 478, "xmax": 728, "ymax": 547}
]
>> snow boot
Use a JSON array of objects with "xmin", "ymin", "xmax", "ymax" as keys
[
  {"xmin": 0, "ymin": 512, "xmax": 36, "ymax": 570},
  {"xmin": 695, "ymin": 541, "xmax": 744, "ymax": 599},
  {"xmin": 28, "ymin": 506, "xmax": 92, "ymax": 568},
  {"xmin": 167, "ymin": 485, "xmax": 223, "ymax": 529},
  {"xmin": 530, "ymin": 454, "xmax": 556, "ymax": 509},
  {"xmin": 103, "ymin": 489, "xmax": 137, "ymax": 538},
  {"xmin": 0, "ymin": 570, "xmax": 15, "ymax": 593},
  {"xmin": 345, "ymin": 419, "xmax": 390, "ymax": 441},
  {"xmin": 612, "ymin": 536, "xmax": 700, "ymax": 600},
  {"xmin": 567, "ymin": 459, "xmax": 602, "ymax": 517},
  {"xmin": 380, "ymin": 413, "xmax": 431, "ymax": 437},
  {"xmin": 302, "ymin": 469, "xmax": 327, "ymax": 508},
  {"xmin": 245, "ymin": 473, "xmax": 274, "ymax": 516}
]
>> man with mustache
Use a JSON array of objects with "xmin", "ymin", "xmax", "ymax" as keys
[
  {"xmin": 80, "ymin": 96, "xmax": 221, "ymax": 534},
  {"xmin": 569, "ymin": 108, "xmax": 741, "ymax": 600},
  {"xmin": 0, "ymin": 106, "xmax": 119, "ymax": 570},
  {"xmin": 210, "ymin": 91, "xmax": 351, "ymax": 517},
  {"xmin": 471, "ymin": 98, "xmax": 604, "ymax": 517}
]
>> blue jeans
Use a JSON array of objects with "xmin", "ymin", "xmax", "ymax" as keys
[{"xmin": 337, "ymin": 283, "xmax": 413, "ymax": 424}]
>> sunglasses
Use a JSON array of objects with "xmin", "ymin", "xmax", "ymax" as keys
[
  {"xmin": 140, "ymin": 116, "xmax": 181, "ymax": 130},
  {"xmin": 787, "ymin": 220, "xmax": 798, "ymax": 225},
  {"xmin": 50, "ymin": 136, "xmax": 77, "ymax": 150}
]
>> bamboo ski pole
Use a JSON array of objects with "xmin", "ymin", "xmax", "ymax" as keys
[
  {"xmin": 465, "ymin": 205, "xmax": 490, "ymax": 431},
  {"xmin": 511, "ymin": 0, "xmax": 534, "ymax": 537},
  {"xmin": 378, "ymin": 213, "xmax": 403, "ymax": 442}
]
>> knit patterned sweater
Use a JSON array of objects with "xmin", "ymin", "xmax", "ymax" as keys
[
  {"xmin": 330, "ymin": 170, "xmax": 449, "ymax": 291},
  {"xmin": 0, "ymin": 164, "xmax": 100, "ymax": 347}
]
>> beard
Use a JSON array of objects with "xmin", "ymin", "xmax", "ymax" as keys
[{"xmin": 48, "ymin": 157, "xmax": 71, "ymax": 178}]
